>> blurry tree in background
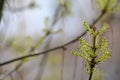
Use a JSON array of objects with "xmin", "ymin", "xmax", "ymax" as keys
[{"xmin": 0, "ymin": 0, "xmax": 120, "ymax": 80}]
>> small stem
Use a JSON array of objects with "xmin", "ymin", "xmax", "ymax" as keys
[
  {"xmin": 89, "ymin": 68, "xmax": 94, "ymax": 80},
  {"xmin": 0, "ymin": 0, "xmax": 5, "ymax": 21},
  {"xmin": 88, "ymin": 1, "xmax": 110, "ymax": 79},
  {"xmin": 88, "ymin": 58, "xmax": 95, "ymax": 80},
  {"xmin": 88, "ymin": 30, "xmax": 97, "ymax": 80}
]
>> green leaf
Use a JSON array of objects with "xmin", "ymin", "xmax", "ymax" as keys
[
  {"xmin": 97, "ymin": 0, "xmax": 109, "ymax": 10},
  {"xmin": 44, "ymin": 17, "xmax": 49, "ymax": 27},
  {"xmin": 79, "ymin": 38, "xmax": 91, "ymax": 47},
  {"xmin": 72, "ymin": 21, "xmax": 111, "ymax": 75},
  {"xmin": 52, "ymin": 28, "xmax": 62, "ymax": 34},
  {"xmin": 82, "ymin": 54, "xmax": 91, "ymax": 62},
  {"xmin": 79, "ymin": 38, "xmax": 94, "ymax": 57},
  {"xmin": 58, "ymin": 0, "xmax": 72, "ymax": 17},
  {"xmin": 98, "ymin": 23, "xmax": 109, "ymax": 35},
  {"xmin": 96, "ymin": 49, "xmax": 111, "ymax": 63},
  {"xmin": 72, "ymin": 50, "xmax": 91, "ymax": 62},
  {"xmin": 97, "ymin": 37, "xmax": 109, "ymax": 55},
  {"xmin": 65, "ymin": 0, "xmax": 71, "ymax": 10},
  {"xmin": 44, "ymin": 17, "xmax": 50, "ymax": 34},
  {"xmin": 83, "ymin": 21, "xmax": 92, "ymax": 34},
  {"xmin": 11, "ymin": 40, "xmax": 26, "ymax": 53},
  {"xmin": 26, "ymin": 36, "xmax": 32, "ymax": 47},
  {"xmin": 95, "ymin": 35, "xmax": 100, "ymax": 47},
  {"xmin": 83, "ymin": 21, "xmax": 98, "ymax": 36},
  {"xmin": 64, "ymin": 0, "xmax": 72, "ymax": 15},
  {"xmin": 72, "ymin": 50, "xmax": 81, "ymax": 56},
  {"xmin": 33, "ymin": 36, "xmax": 45, "ymax": 49}
]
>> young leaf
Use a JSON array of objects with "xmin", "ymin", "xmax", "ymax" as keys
[
  {"xmin": 97, "ymin": 37, "xmax": 109, "ymax": 55},
  {"xmin": 33, "ymin": 36, "xmax": 45, "ymax": 49},
  {"xmin": 79, "ymin": 38, "xmax": 91, "ymax": 47},
  {"xmin": 52, "ymin": 28, "xmax": 62, "ymax": 34},
  {"xmin": 44, "ymin": 17, "xmax": 50, "ymax": 34},
  {"xmin": 84, "ymin": 21, "xmax": 93, "ymax": 34},
  {"xmin": 72, "ymin": 21, "xmax": 111, "ymax": 79},
  {"xmin": 96, "ymin": 49, "xmax": 111, "ymax": 64},
  {"xmin": 99, "ymin": 23, "xmax": 109, "ymax": 35},
  {"xmin": 95, "ymin": 35, "xmax": 100, "ymax": 48},
  {"xmin": 26, "ymin": 36, "xmax": 32, "ymax": 47},
  {"xmin": 72, "ymin": 50, "xmax": 81, "ymax": 56},
  {"xmin": 97, "ymin": 0, "xmax": 109, "ymax": 10}
]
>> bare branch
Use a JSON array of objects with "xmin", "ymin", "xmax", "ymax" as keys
[
  {"xmin": 0, "ymin": 62, "xmax": 22, "ymax": 79},
  {"xmin": 0, "ymin": 0, "xmax": 5, "ymax": 21}
]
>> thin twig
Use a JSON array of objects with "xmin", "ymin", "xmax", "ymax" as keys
[
  {"xmin": 88, "ymin": 35, "xmax": 97, "ymax": 80},
  {"xmin": 0, "ymin": 62, "xmax": 22, "ymax": 80},
  {"xmin": 0, "ymin": 0, "xmax": 5, "ymax": 21}
]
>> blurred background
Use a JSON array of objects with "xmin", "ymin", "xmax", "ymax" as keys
[{"xmin": 0, "ymin": 0, "xmax": 120, "ymax": 80}]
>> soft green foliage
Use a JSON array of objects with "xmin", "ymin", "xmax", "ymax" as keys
[
  {"xmin": 11, "ymin": 38, "xmax": 27, "ymax": 55},
  {"xmin": 8, "ymin": 35, "xmax": 45, "ymax": 63},
  {"xmin": 72, "ymin": 21, "xmax": 111, "ymax": 74},
  {"xmin": 83, "ymin": 22, "xmax": 93, "ymax": 35},
  {"xmin": 33, "ymin": 36, "xmax": 45, "ymax": 50},
  {"xmin": 97, "ymin": 0, "xmax": 109, "ymax": 10},
  {"xmin": 9, "ymin": 37, "xmax": 30, "ymax": 62},
  {"xmin": 84, "ymin": 22, "xmax": 97, "ymax": 36},
  {"xmin": 44, "ymin": 17, "xmax": 62, "ymax": 35},
  {"xmin": 99, "ymin": 24, "xmax": 109, "ymax": 35},
  {"xmin": 26, "ymin": 36, "xmax": 33, "ymax": 48},
  {"xmin": 95, "ymin": 37, "xmax": 111, "ymax": 64},
  {"xmin": 52, "ymin": 28, "xmax": 62, "ymax": 34},
  {"xmin": 97, "ymin": 0, "xmax": 120, "ymax": 13},
  {"xmin": 44, "ymin": 17, "xmax": 51, "ymax": 34}
]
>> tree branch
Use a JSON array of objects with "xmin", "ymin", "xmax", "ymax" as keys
[
  {"xmin": 0, "ymin": 62, "xmax": 22, "ymax": 79},
  {"xmin": 0, "ymin": 0, "xmax": 5, "ymax": 21},
  {"xmin": 0, "ymin": 8, "xmax": 106, "ymax": 66}
]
